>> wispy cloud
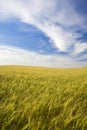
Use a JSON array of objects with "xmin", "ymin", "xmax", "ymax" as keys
[
  {"xmin": 73, "ymin": 42, "xmax": 87, "ymax": 55},
  {"xmin": 0, "ymin": 1, "xmax": 86, "ymax": 50},
  {"xmin": 0, "ymin": 0, "xmax": 87, "ymax": 67},
  {"xmin": 0, "ymin": 45, "xmax": 86, "ymax": 68}
]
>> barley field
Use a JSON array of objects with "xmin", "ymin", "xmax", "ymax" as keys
[{"xmin": 0, "ymin": 66, "xmax": 87, "ymax": 130}]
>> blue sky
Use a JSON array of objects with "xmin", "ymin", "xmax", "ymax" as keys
[{"xmin": 0, "ymin": 0, "xmax": 87, "ymax": 67}]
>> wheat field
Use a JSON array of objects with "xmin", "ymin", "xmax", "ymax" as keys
[{"xmin": 0, "ymin": 66, "xmax": 87, "ymax": 130}]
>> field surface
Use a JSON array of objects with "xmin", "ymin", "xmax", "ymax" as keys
[{"xmin": 0, "ymin": 66, "xmax": 87, "ymax": 130}]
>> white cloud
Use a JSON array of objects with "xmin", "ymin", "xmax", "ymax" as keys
[
  {"xmin": 73, "ymin": 42, "xmax": 87, "ymax": 55},
  {"xmin": 0, "ymin": 45, "xmax": 86, "ymax": 68},
  {"xmin": 0, "ymin": 0, "xmax": 86, "ymax": 53},
  {"xmin": 0, "ymin": 0, "xmax": 87, "ymax": 67}
]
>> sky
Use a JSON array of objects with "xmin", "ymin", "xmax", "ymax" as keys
[{"xmin": 0, "ymin": 0, "xmax": 87, "ymax": 68}]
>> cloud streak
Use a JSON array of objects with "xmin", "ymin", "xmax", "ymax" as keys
[
  {"xmin": 1, "ymin": 1, "xmax": 87, "ymax": 49},
  {"xmin": 0, "ymin": 45, "xmax": 86, "ymax": 68},
  {"xmin": 0, "ymin": 0, "xmax": 87, "ymax": 67}
]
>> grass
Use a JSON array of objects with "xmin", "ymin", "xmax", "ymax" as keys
[{"xmin": 0, "ymin": 65, "xmax": 87, "ymax": 130}]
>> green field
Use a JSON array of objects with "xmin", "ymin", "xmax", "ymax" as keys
[{"xmin": 0, "ymin": 66, "xmax": 87, "ymax": 130}]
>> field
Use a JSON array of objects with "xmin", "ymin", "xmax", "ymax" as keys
[{"xmin": 0, "ymin": 66, "xmax": 87, "ymax": 130}]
